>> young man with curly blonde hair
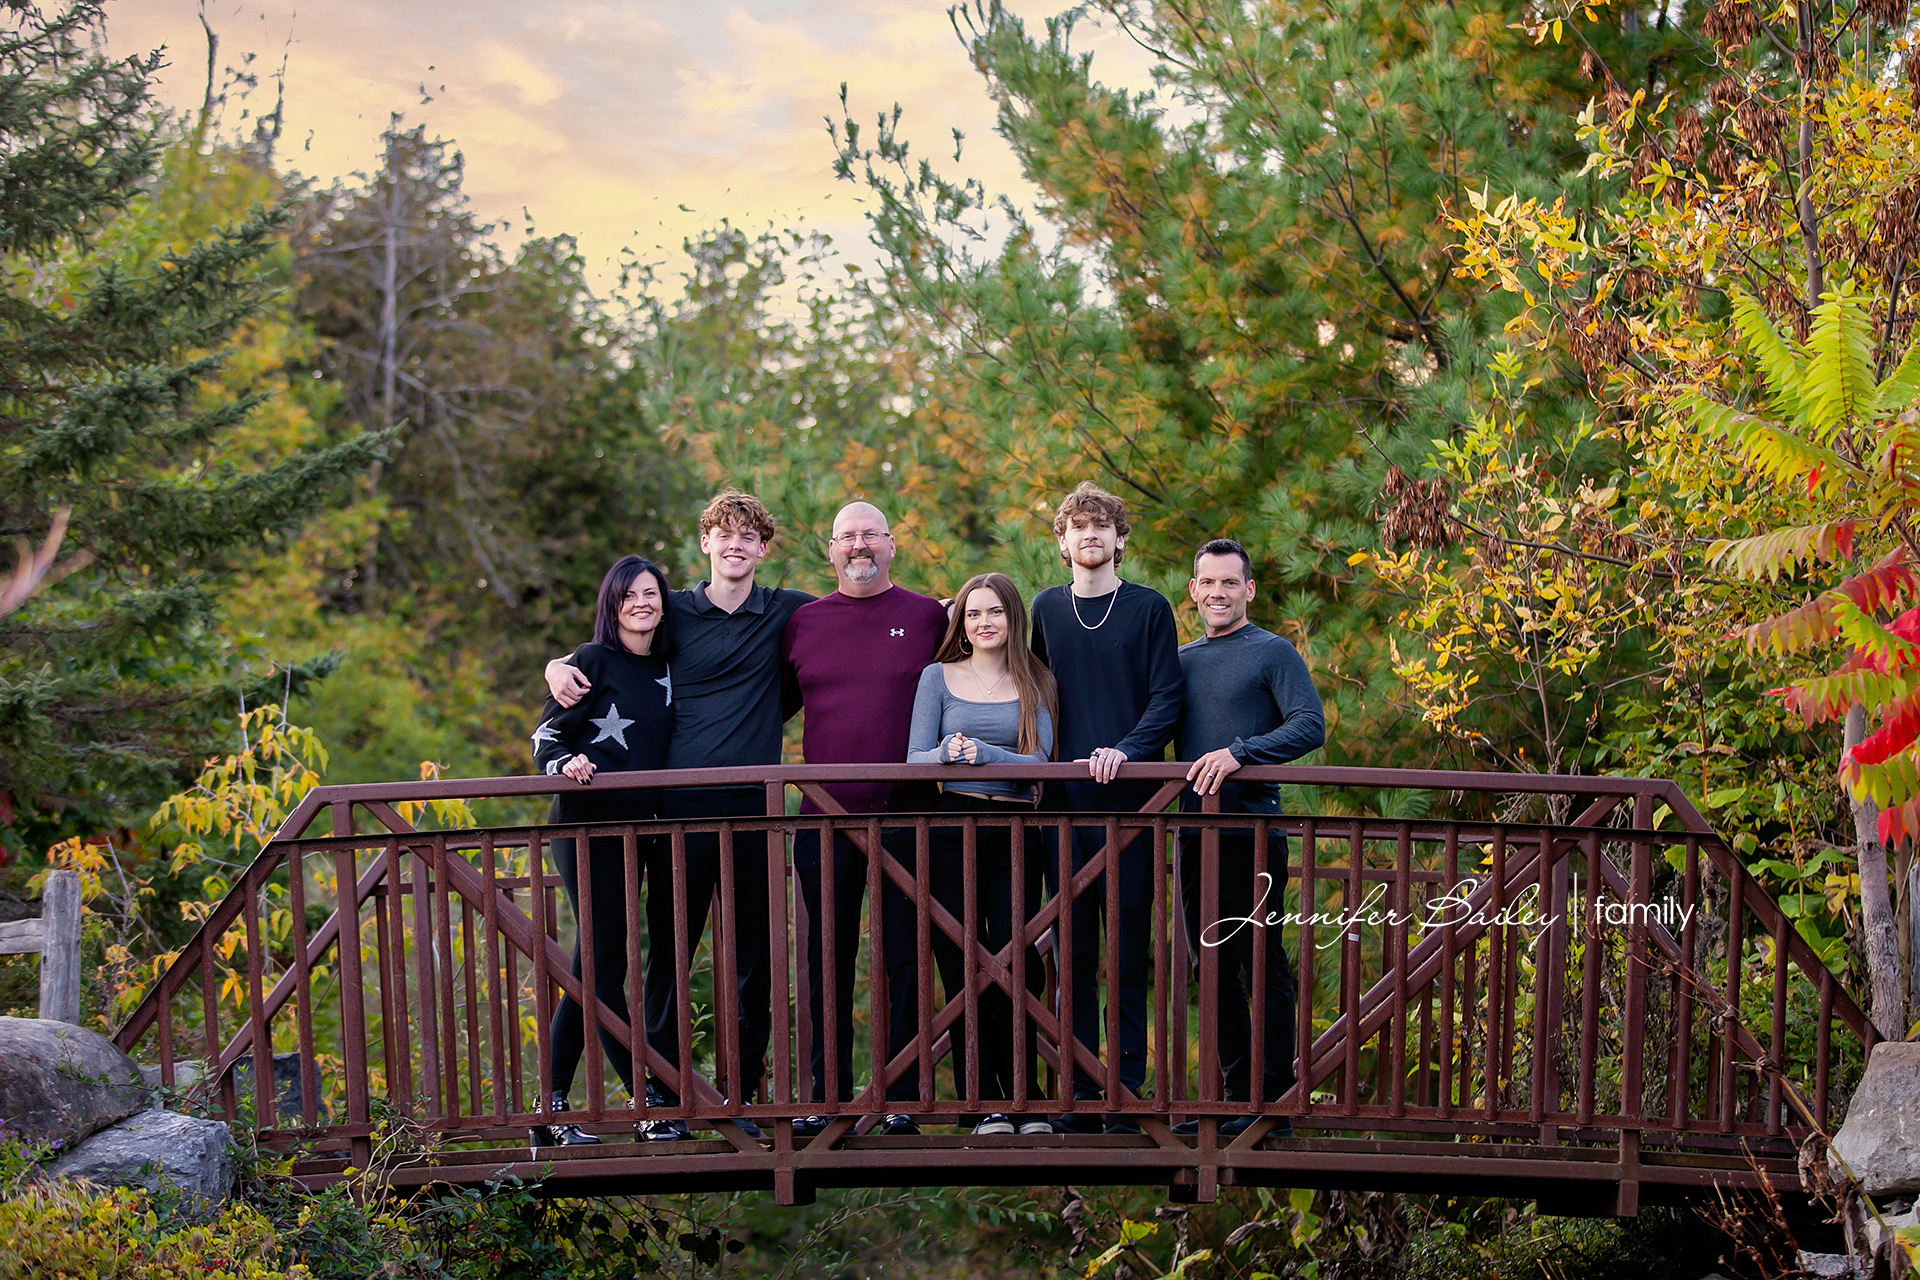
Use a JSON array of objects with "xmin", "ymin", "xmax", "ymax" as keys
[{"xmin": 544, "ymin": 488, "xmax": 812, "ymax": 1140}]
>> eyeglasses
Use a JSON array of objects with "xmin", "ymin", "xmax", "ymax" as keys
[{"xmin": 832, "ymin": 530, "xmax": 893, "ymax": 546}]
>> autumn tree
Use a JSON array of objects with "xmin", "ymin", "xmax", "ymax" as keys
[
  {"xmin": 292, "ymin": 122, "xmax": 692, "ymax": 770},
  {"xmin": 1448, "ymin": 0, "xmax": 1920, "ymax": 1031}
]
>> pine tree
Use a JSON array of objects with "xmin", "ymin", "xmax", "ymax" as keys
[
  {"xmin": 834, "ymin": 0, "xmax": 1717, "ymax": 771},
  {"xmin": 0, "ymin": 3, "xmax": 381, "ymax": 845}
]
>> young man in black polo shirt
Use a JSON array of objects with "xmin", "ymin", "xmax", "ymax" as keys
[
  {"xmin": 1029, "ymin": 482, "xmax": 1183, "ymax": 1133},
  {"xmin": 1174, "ymin": 538, "xmax": 1324, "ymax": 1139},
  {"xmin": 546, "ymin": 490, "xmax": 812, "ymax": 1139}
]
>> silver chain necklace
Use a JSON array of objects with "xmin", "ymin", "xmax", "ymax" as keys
[
  {"xmin": 1070, "ymin": 582, "xmax": 1121, "ymax": 631},
  {"xmin": 968, "ymin": 657, "xmax": 1009, "ymax": 700}
]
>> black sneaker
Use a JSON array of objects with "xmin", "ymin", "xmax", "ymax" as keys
[
  {"xmin": 972, "ymin": 1114, "xmax": 1016, "ymax": 1135},
  {"xmin": 792, "ymin": 1114, "xmax": 830, "ymax": 1137},
  {"xmin": 1017, "ymin": 1117, "xmax": 1055, "ymax": 1135},
  {"xmin": 1052, "ymin": 1094, "xmax": 1104, "ymax": 1134},
  {"xmin": 1173, "ymin": 1115, "xmax": 1288, "ymax": 1139},
  {"xmin": 877, "ymin": 1113, "xmax": 920, "ymax": 1136},
  {"xmin": 1103, "ymin": 1115, "xmax": 1143, "ymax": 1136}
]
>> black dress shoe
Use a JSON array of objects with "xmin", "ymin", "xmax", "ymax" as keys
[
  {"xmin": 636, "ymin": 1084, "xmax": 690, "ymax": 1141},
  {"xmin": 721, "ymin": 1116, "xmax": 765, "ymax": 1139},
  {"xmin": 531, "ymin": 1091, "xmax": 601, "ymax": 1147},
  {"xmin": 792, "ymin": 1114, "xmax": 830, "ymax": 1137},
  {"xmin": 1103, "ymin": 1115, "xmax": 1143, "ymax": 1136},
  {"xmin": 877, "ymin": 1113, "xmax": 921, "ymax": 1136}
]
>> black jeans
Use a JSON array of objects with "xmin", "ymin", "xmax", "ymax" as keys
[
  {"xmin": 548, "ymin": 833, "xmax": 642, "ymax": 1096},
  {"xmin": 1047, "ymin": 779, "xmax": 1159, "ymax": 1100},
  {"xmin": 645, "ymin": 786, "xmax": 770, "ymax": 1105},
  {"xmin": 794, "ymin": 824, "xmax": 921, "ymax": 1105},
  {"xmin": 1177, "ymin": 826, "xmax": 1298, "ymax": 1103},
  {"xmin": 928, "ymin": 792, "xmax": 1048, "ymax": 1107}
]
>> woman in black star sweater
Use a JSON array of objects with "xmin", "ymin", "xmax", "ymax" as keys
[{"xmin": 529, "ymin": 555, "xmax": 673, "ymax": 1145}]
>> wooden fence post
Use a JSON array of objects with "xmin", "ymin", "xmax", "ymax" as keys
[{"xmin": 0, "ymin": 869, "xmax": 81, "ymax": 1023}]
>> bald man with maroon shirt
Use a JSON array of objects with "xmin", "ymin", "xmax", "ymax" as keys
[{"xmin": 781, "ymin": 502, "xmax": 948, "ymax": 1137}]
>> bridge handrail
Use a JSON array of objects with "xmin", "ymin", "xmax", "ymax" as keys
[{"xmin": 262, "ymin": 763, "xmax": 1716, "ymax": 845}]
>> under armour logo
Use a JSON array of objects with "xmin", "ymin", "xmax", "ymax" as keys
[{"xmin": 889, "ymin": 628, "xmax": 905, "ymax": 637}]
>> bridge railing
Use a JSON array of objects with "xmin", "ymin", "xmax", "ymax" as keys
[{"xmin": 112, "ymin": 764, "xmax": 1871, "ymax": 1187}]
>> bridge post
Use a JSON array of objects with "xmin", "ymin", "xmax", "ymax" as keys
[{"xmin": 1614, "ymin": 1128, "xmax": 1641, "ymax": 1217}]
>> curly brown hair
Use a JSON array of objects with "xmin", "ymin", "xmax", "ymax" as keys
[
  {"xmin": 698, "ymin": 489, "xmax": 777, "ymax": 542},
  {"xmin": 1052, "ymin": 481, "xmax": 1130, "ymax": 567}
]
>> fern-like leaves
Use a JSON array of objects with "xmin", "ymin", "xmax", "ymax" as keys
[
  {"xmin": 1802, "ymin": 286, "xmax": 1878, "ymax": 440},
  {"xmin": 1680, "ymin": 392, "xmax": 1859, "ymax": 498},
  {"xmin": 1729, "ymin": 290, "xmax": 1805, "ymax": 422},
  {"xmin": 1709, "ymin": 521, "xmax": 1858, "ymax": 581}
]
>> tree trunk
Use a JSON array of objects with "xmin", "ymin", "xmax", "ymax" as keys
[{"xmin": 1846, "ymin": 703, "xmax": 1907, "ymax": 1038}]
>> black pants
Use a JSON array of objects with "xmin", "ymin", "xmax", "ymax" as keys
[
  {"xmin": 1047, "ymin": 779, "xmax": 1158, "ymax": 1099},
  {"xmin": 794, "ymin": 824, "xmax": 921, "ymax": 1104},
  {"xmin": 1177, "ymin": 827, "xmax": 1298, "ymax": 1103},
  {"xmin": 928, "ymin": 792, "xmax": 1047, "ymax": 1107},
  {"xmin": 548, "ymin": 833, "xmax": 642, "ymax": 1096},
  {"xmin": 645, "ymin": 787, "xmax": 770, "ymax": 1104}
]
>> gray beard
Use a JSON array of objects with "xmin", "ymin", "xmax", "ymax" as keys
[{"xmin": 843, "ymin": 557, "xmax": 880, "ymax": 584}]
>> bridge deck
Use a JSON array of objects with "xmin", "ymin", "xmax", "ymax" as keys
[{"xmin": 113, "ymin": 764, "xmax": 1869, "ymax": 1213}]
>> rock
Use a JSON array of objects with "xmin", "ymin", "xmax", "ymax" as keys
[
  {"xmin": 0, "ymin": 1015, "xmax": 146, "ymax": 1152},
  {"xmin": 137, "ymin": 1060, "xmax": 205, "ymax": 1096},
  {"xmin": 1797, "ymin": 1250, "xmax": 1862, "ymax": 1279},
  {"xmin": 48, "ymin": 1108, "xmax": 234, "ymax": 1204},
  {"xmin": 1832, "ymin": 1042, "xmax": 1920, "ymax": 1195}
]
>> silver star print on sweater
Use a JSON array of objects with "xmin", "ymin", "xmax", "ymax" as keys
[{"xmin": 589, "ymin": 703, "xmax": 635, "ymax": 749}]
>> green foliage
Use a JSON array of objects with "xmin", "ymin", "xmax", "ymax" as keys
[
  {"xmin": 0, "ymin": 4, "xmax": 380, "ymax": 849},
  {"xmin": 0, "ymin": 1179, "xmax": 308, "ymax": 1280},
  {"xmin": 289, "ymin": 123, "xmax": 693, "ymax": 782},
  {"xmin": 827, "ymin": 0, "xmax": 1720, "ymax": 769}
]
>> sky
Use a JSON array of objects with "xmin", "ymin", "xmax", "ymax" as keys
[{"xmin": 107, "ymin": 0, "xmax": 1161, "ymax": 294}]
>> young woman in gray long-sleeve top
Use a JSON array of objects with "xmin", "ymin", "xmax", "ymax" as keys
[{"xmin": 906, "ymin": 572, "xmax": 1057, "ymax": 1134}]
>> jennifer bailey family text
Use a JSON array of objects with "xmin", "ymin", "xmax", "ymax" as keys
[{"xmin": 1201, "ymin": 876, "xmax": 1698, "ymax": 949}]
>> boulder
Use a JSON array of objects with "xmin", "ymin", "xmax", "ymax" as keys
[
  {"xmin": 1797, "ymin": 1251, "xmax": 1864, "ymax": 1279},
  {"xmin": 48, "ymin": 1108, "xmax": 234, "ymax": 1204},
  {"xmin": 0, "ymin": 1015, "xmax": 145, "ymax": 1152},
  {"xmin": 1832, "ymin": 1042, "xmax": 1920, "ymax": 1195}
]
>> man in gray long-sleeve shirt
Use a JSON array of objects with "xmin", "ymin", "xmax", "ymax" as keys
[{"xmin": 1175, "ymin": 538, "xmax": 1325, "ymax": 1139}]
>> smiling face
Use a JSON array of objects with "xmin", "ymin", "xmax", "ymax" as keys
[
  {"xmin": 1190, "ymin": 551, "xmax": 1255, "ymax": 637},
  {"xmin": 1058, "ymin": 512, "xmax": 1124, "ymax": 573},
  {"xmin": 700, "ymin": 520, "xmax": 768, "ymax": 585},
  {"xmin": 962, "ymin": 585, "xmax": 1010, "ymax": 654},
  {"xmin": 828, "ymin": 501, "xmax": 894, "ymax": 594},
  {"xmin": 615, "ymin": 570, "xmax": 665, "ymax": 649}
]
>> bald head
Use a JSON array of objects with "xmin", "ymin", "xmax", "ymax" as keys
[{"xmin": 828, "ymin": 501, "xmax": 896, "ymax": 597}]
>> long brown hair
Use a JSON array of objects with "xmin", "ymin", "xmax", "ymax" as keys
[{"xmin": 933, "ymin": 573, "xmax": 1058, "ymax": 758}]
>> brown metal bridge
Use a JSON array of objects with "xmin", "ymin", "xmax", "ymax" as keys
[{"xmin": 113, "ymin": 764, "xmax": 1871, "ymax": 1213}]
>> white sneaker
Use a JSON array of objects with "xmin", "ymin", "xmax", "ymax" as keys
[
  {"xmin": 972, "ymin": 1113, "xmax": 1016, "ymax": 1135},
  {"xmin": 1017, "ymin": 1118, "xmax": 1054, "ymax": 1135}
]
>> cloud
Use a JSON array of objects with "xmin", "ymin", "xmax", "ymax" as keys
[{"xmin": 105, "ymin": 0, "xmax": 1160, "ymax": 292}]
